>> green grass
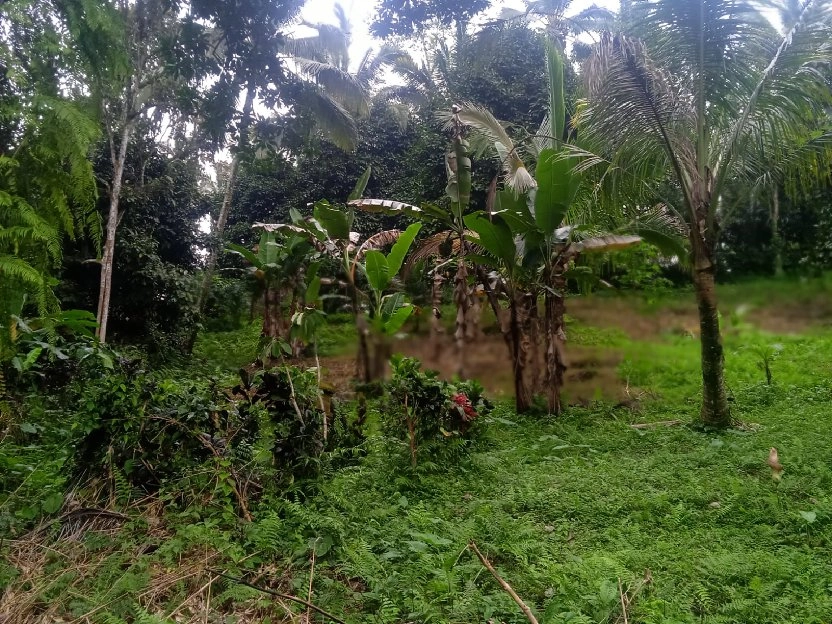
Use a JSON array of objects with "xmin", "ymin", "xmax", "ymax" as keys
[
  {"xmin": 4, "ymin": 275, "xmax": 832, "ymax": 623},
  {"xmin": 282, "ymin": 318, "xmax": 832, "ymax": 624}
]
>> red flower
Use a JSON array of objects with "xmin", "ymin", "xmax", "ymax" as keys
[{"xmin": 451, "ymin": 393, "xmax": 477, "ymax": 421}]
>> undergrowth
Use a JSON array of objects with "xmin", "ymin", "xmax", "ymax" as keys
[{"xmin": 3, "ymin": 277, "xmax": 832, "ymax": 623}]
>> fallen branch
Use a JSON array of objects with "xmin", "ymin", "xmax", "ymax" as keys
[
  {"xmin": 614, "ymin": 569, "xmax": 652, "ymax": 624},
  {"xmin": 307, "ymin": 546, "xmax": 317, "ymax": 623},
  {"xmin": 629, "ymin": 420, "xmax": 683, "ymax": 430},
  {"xmin": 618, "ymin": 577, "xmax": 629, "ymax": 624},
  {"xmin": 468, "ymin": 541, "xmax": 539, "ymax": 624},
  {"xmin": 210, "ymin": 570, "xmax": 347, "ymax": 624}
]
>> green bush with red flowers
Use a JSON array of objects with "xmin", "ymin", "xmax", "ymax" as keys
[{"xmin": 381, "ymin": 356, "xmax": 491, "ymax": 466}]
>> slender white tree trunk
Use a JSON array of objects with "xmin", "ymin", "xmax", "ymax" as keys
[
  {"xmin": 96, "ymin": 121, "xmax": 134, "ymax": 343},
  {"xmin": 193, "ymin": 88, "xmax": 256, "ymax": 325}
]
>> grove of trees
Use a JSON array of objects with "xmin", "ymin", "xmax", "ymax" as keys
[{"xmin": 2, "ymin": 0, "xmax": 831, "ymax": 425}]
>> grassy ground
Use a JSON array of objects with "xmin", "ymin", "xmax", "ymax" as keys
[{"xmin": 3, "ymin": 276, "xmax": 832, "ymax": 623}]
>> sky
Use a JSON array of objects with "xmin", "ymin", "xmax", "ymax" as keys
[{"xmin": 297, "ymin": 0, "xmax": 621, "ymax": 72}]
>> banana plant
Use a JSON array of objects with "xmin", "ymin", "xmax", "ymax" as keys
[
  {"xmin": 226, "ymin": 228, "xmax": 320, "ymax": 357},
  {"xmin": 459, "ymin": 40, "xmax": 684, "ymax": 414},
  {"xmin": 348, "ymin": 106, "xmax": 480, "ymax": 377},
  {"xmin": 358, "ymin": 222, "xmax": 422, "ymax": 379},
  {"xmin": 257, "ymin": 168, "xmax": 419, "ymax": 382}
]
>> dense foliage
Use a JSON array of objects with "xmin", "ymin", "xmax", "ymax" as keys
[{"xmin": 2, "ymin": 0, "xmax": 832, "ymax": 621}]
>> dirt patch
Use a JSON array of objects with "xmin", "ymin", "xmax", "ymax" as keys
[
  {"xmin": 567, "ymin": 296, "xmax": 700, "ymax": 340},
  {"xmin": 745, "ymin": 300, "xmax": 832, "ymax": 334},
  {"xmin": 567, "ymin": 291, "xmax": 832, "ymax": 338},
  {"xmin": 397, "ymin": 333, "xmax": 629, "ymax": 405}
]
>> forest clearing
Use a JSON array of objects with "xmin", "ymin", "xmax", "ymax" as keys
[
  {"xmin": 3, "ymin": 0, "xmax": 832, "ymax": 622},
  {"xmin": 4, "ymin": 278, "xmax": 832, "ymax": 623}
]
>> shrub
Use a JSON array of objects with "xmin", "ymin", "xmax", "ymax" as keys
[{"xmin": 381, "ymin": 356, "xmax": 491, "ymax": 466}]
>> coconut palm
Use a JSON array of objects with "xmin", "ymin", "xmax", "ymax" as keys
[{"xmin": 575, "ymin": 0, "xmax": 832, "ymax": 426}]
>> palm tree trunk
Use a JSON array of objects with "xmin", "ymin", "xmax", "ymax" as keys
[
  {"xmin": 692, "ymin": 248, "xmax": 731, "ymax": 427},
  {"xmin": 771, "ymin": 190, "xmax": 784, "ymax": 277},
  {"xmin": 96, "ymin": 120, "xmax": 135, "ymax": 343}
]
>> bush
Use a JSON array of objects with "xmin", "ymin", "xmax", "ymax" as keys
[
  {"xmin": 381, "ymin": 356, "xmax": 491, "ymax": 466},
  {"xmin": 231, "ymin": 366, "xmax": 353, "ymax": 490},
  {"xmin": 69, "ymin": 360, "xmax": 359, "ymax": 505}
]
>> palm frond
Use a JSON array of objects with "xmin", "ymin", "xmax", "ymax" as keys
[
  {"xmin": 455, "ymin": 103, "xmax": 536, "ymax": 193},
  {"xmin": 292, "ymin": 57, "xmax": 369, "ymax": 118},
  {"xmin": 716, "ymin": 0, "xmax": 832, "ymax": 192},
  {"xmin": 285, "ymin": 81, "xmax": 358, "ymax": 151},
  {"xmin": 408, "ymin": 230, "xmax": 457, "ymax": 265}
]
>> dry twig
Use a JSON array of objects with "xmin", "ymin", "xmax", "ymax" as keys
[
  {"xmin": 210, "ymin": 569, "xmax": 347, "ymax": 624},
  {"xmin": 468, "ymin": 541, "xmax": 538, "ymax": 624},
  {"xmin": 618, "ymin": 577, "xmax": 629, "ymax": 624},
  {"xmin": 629, "ymin": 420, "xmax": 683, "ymax": 429}
]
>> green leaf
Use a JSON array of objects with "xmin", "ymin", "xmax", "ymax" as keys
[
  {"xmin": 42, "ymin": 493, "xmax": 63, "ymax": 514},
  {"xmin": 348, "ymin": 166, "xmax": 372, "ymax": 201},
  {"xmin": 20, "ymin": 346, "xmax": 43, "ymax": 371},
  {"xmin": 363, "ymin": 250, "xmax": 390, "ymax": 292},
  {"xmin": 494, "ymin": 189, "xmax": 535, "ymax": 234},
  {"xmin": 464, "ymin": 213, "xmax": 516, "ymax": 270},
  {"xmin": 260, "ymin": 232, "xmax": 281, "ymax": 265},
  {"xmin": 534, "ymin": 148, "xmax": 580, "ymax": 236},
  {"xmin": 799, "ymin": 510, "xmax": 817, "ymax": 523},
  {"xmin": 386, "ymin": 222, "xmax": 422, "ymax": 278},
  {"xmin": 313, "ymin": 200, "xmax": 351, "ymax": 240},
  {"xmin": 306, "ymin": 276, "xmax": 322, "ymax": 303},
  {"xmin": 226, "ymin": 243, "xmax": 261, "ymax": 267},
  {"xmin": 380, "ymin": 291, "xmax": 406, "ymax": 319},
  {"xmin": 383, "ymin": 303, "xmax": 413, "ymax": 335}
]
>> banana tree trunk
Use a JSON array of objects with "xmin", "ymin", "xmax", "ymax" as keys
[
  {"xmin": 691, "ymin": 218, "xmax": 731, "ymax": 427},
  {"xmin": 529, "ymin": 294, "xmax": 541, "ymax": 395},
  {"xmin": 510, "ymin": 290, "xmax": 534, "ymax": 413},
  {"xmin": 262, "ymin": 285, "xmax": 281, "ymax": 340},
  {"xmin": 453, "ymin": 258, "xmax": 469, "ymax": 378},
  {"xmin": 466, "ymin": 284, "xmax": 482, "ymax": 340},
  {"xmin": 370, "ymin": 336, "xmax": 392, "ymax": 380},
  {"xmin": 350, "ymin": 281, "xmax": 372, "ymax": 382},
  {"xmin": 544, "ymin": 268, "xmax": 568, "ymax": 415},
  {"xmin": 430, "ymin": 271, "xmax": 445, "ymax": 360}
]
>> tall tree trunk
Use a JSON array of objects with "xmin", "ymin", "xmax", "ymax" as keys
[
  {"xmin": 189, "ymin": 88, "xmax": 256, "ymax": 351},
  {"xmin": 691, "ymin": 241, "xmax": 731, "ymax": 427},
  {"xmin": 96, "ymin": 120, "xmax": 135, "ymax": 343},
  {"xmin": 771, "ymin": 190, "xmax": 784, "ymax": 277}
]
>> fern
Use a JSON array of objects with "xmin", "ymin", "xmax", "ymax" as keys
[{"xmin": 247, "ymin": 511, "xmax": 283, "ymax": 556}]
